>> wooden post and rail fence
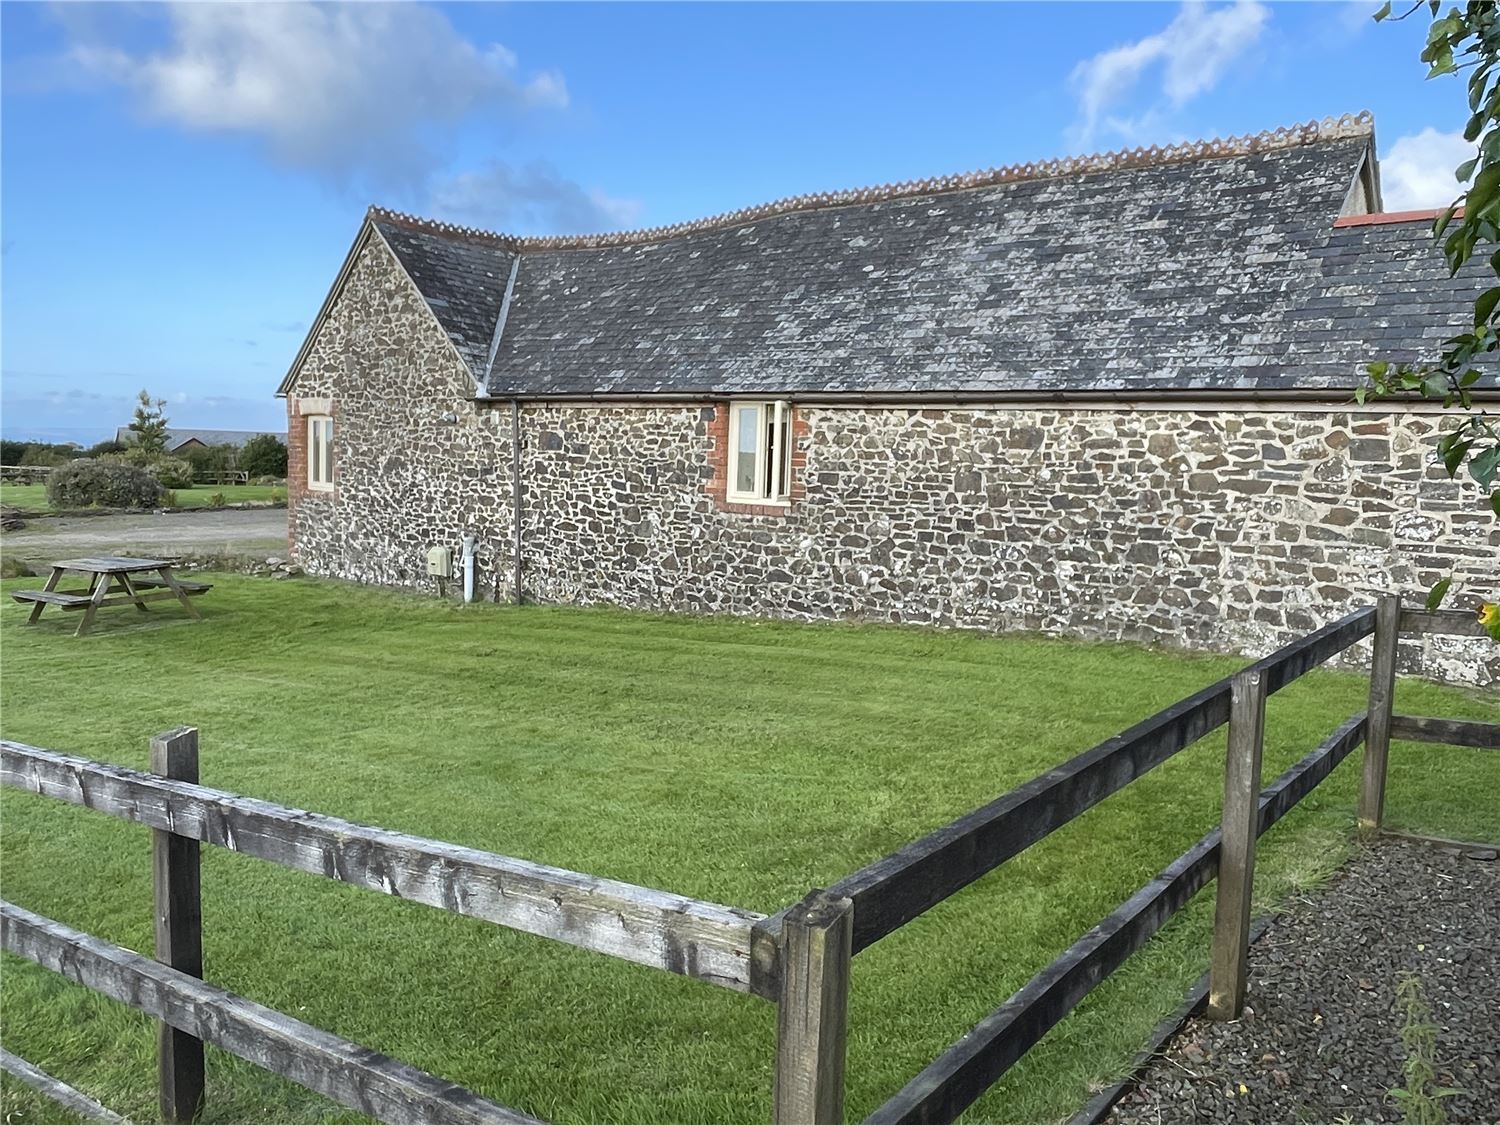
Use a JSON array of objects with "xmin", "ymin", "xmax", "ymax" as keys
[{"xmin": 0, "ymin": 597, "xmax": 1494, "ymax": 1124}]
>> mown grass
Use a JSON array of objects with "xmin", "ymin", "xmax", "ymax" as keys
[
  {"xmin": 0, "ymin": 482, "xmax": 285, "ymax": 513},
  {"xmin": 0, "ymin": 576, "xmax": 1494, "ymax": 1124}
]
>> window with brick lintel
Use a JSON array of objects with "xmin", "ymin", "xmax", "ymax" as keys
[
  {"xmin": 726, "ymin": 400, "xmax": 792, "ymax": 504},
  {"xmin": 306, "ymin": 415, "xmax": 333, "ymax": 491}
]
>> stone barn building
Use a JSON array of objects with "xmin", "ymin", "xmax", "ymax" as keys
[{"xmin": 277, "ymin": 113, "xmax": 1496, "ymax": 684}]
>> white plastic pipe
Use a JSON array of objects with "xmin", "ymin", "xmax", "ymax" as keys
[{"xmin": 462, "ymin": 535, "xmax": 476, "ymax": 604}]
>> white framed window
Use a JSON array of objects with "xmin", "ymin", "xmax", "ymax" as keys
[
  {"xmin": 726, "ymin": 400, "xmax": 792, "ymax": 504},
  {"xmin": 306, "ymin": 414, "xmax": 334, "ymax": 491}
]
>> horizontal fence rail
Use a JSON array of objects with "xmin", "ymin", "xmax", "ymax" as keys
[
  {"xmin": 864, "ymin": 713, "xmax": 1368, "ymax": 1125},
  {"xmin": 1396, "ymin": 607, "xmax": 1491, "ymax": 637},
  {"xmin": 816, "ymin": 608, "xmax": 1376, "ymax": 954},
  {"xmin": 1390, "ymin": 713, "xmax": 1500, "ymax": 749},
  {"xmin": 1, "ymin": 901, "xmax": 543, "ymax": 1125},
  {"xmin": 0, "ymin": 742, "xmax": 764, "ymax": 994},
  {"xmin": 0, "ymin": 1048, "xmax": 130, "ymax": 1125}
]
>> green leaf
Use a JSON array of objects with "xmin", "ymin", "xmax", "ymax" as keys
[
  {"xmin": 1373, "ymin": 0, "xmax": 1392, "ymax": 19},
  {"xmin": 1422, "ymin": 372, "xmax": 1450, "ymax": 398},
  {"xmin": 1491, "ymin": 491, "xmax": 1500, "ymax": 517},
  {"xmin": 1466, "ymin": 162, "xmax": 1500, "ymax": 216},
  {"xmin": 1426, "ymin": 577, "xmax": 1452, "ymax": 612},
  {"xmin": 1440, "ymin": 435, "xmax": 1472, "ymax": 476},
  {"xmin": 1476, "ymin": 286, "xmax": 1500, "ymax": 325},
  {"xmin": 1457, "ymin": 155, "xmax": 1479, "ymax": 182},
  {"xmin": 1355, "ymin": 384, "xmax": 1368, "ymax": 405},
  {"xmin": 1469, "ymin": 443, "xmax": 1500, "ymax": 486}
]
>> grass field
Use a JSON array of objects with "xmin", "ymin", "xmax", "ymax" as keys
[
  {"xmin": 1, "ymin": 576, "xmax": 1495, "ymax": 1124},
  {"xmin": 0, "ymin": 482, "xmax": 285, "ymax": 513}
]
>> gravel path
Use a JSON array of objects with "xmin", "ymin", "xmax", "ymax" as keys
[
  {"xmin": 0, "ymin": 508, "xmax": 287, "ymax": 560},
  {"xmin": 1106, "ymin": 839, "xmax": 1499, "ymax": 1125}
]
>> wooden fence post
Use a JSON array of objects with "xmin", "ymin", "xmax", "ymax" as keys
[
  {"xmin": 152, "ymin": 727, "xmax": 204, "ymax": 1124},
  {"xmin": 1207, "ymin": 669, "xmax": 1266, "ymax": 1021},
  {"xmin": 774, "ymin": 890, "xmax": 853, "ymax": 1125},
  {"xmin": 1358, "ymin": 594, "xmax": 1400, "ymax": 835}
]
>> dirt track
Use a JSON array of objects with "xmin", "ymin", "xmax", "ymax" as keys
[{"xmin": 1, "ymin": 509, "xmax": 288, "ymax": 562}]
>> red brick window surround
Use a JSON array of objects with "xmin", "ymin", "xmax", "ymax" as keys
[
  {"xmin": 705, "ymin": 401, "xmax": 808, "ymax": 515},
  {"xmin": 287, "ymin": 396, "xmax": 336, "ymax": 504}
]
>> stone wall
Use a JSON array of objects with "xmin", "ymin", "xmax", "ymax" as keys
[{"xmin": 287, "ymin": 235, "xmax": 1497, "ymax": 685}]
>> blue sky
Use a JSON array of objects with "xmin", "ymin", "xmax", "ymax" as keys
[{"xmin": 0, "ymin": 1, "xmax": 1474, "ymax": 442}]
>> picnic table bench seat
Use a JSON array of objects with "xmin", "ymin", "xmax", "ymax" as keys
[
  {"xmin": 125, "ymin": 578, "xmax": 213, "ymax": 594},
  {"xmin": 10, "ymin": 590, "xmax": 95, "ymax": 608}
]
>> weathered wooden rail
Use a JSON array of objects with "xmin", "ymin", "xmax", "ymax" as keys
[
  {"xmin": 193, "ymin": 470, "xmax": 251, "ymax": 485},
  {"xmin": 0, "ymin": 727, "xmax": 768, "ymax": 1124},
  {"xmin": 0, "ymin": 464, "xmax": 48, "ymax": 485},
  {"xmin": 1, "ymin": 597, "xmax": 1492, "ymax": 1125}
]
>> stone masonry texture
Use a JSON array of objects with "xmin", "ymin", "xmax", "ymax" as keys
[{"xmin": 287, "ymin": 236, "xmax": 1497, "ymax": 687}]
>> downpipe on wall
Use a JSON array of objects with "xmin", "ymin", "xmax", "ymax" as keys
[{"xmin": 462, "ymin": 534, "xmax": 476, "ymax": 604}]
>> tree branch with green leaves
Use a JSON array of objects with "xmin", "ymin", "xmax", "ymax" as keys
[{"xmin": 1365, "ymin": 1, "xmax": 1500, "ymax": 633}]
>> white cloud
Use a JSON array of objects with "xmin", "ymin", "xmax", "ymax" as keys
[
  {"xmin": 1069, "ymin": 1, "xmax": 1269, "ymax": 147},
  {"xmin": 64, "ymin": 2, "xmax": 568, "ymax": 187},
  {"xmin": 1380, "ymin": 127, "xmax": 1475, "ymax": 211},
  {"xmin": 430, "ymin": 162, "xmax": 642, "ymax": 235}
]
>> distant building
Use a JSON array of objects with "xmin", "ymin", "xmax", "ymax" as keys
[{"xmin": 115, "ymin": 427, "xmax": 285, "ymax": 453}]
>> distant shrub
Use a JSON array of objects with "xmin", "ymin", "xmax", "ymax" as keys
[
  {"xmin": 240, "ymin": 434, "xmax": 288, "ymax": 479},
  {"xmin": 0, "ymin": 556, "xmax": 32, "ymax": 579},
  {"xmin": 270, "ymin": 487, "xmax": 287, "ymax": 504},
  {"xmin": 18, "ymin": 447, "xmax": 67, "ymax": 469},
  {"xmin": 252, "ymin": 474, "xmax": 287, "ymax": 487},
  {"xmin": 207, "ymin": 491, "xmax": 227, "ymax": 509},
  {"xmin": 46, "ymin": 460, "xmax": 163, "ymax": 509},
  {"xmin": 162, "ymin": 489, "xmax": 178, "ymax": 508},
  {"xmin": 182, "ymin": 443, "xmax": 236, "ymax": 475},
  {"xmin": 84, "ymin": 439, "xmax": 127, "ymax": 458},
  {"xmin": 145, "ymin": 457, "xmax": 194, "ymax": 490}
]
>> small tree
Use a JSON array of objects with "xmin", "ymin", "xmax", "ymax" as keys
[
  {"xmin": 181, "ymin": 443, "xmax": 235, "ymax": 476},
  {"xmin": 17, "ymin": 444, "xmax": 67, "ymax": 468},
  {"xmin": 239, "ymin": 434, "xmax": 288, "ymax": 478},
  {"xmin": 127, "ymin": 390, "xmax": 170, "ymax": 455}
]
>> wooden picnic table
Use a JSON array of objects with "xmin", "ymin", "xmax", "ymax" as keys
[{"xmin": 11, "ymin": 557, "xmax": 211, "ymax": 637}]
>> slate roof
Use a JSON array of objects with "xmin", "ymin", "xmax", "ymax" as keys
[
  {"xmin": 117, "ymin": 427, "xmax": 286, "ymax": 450},
  {"xmin": 328, "ymin": 114, "xmax": 1495, "ymax": 399},
  {"xmin": 373, "ymin": 225, "xmax": 517, "ymax": 380}
]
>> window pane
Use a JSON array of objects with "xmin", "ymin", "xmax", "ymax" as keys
[
  {"xmin": 308, "ymin": 418, "xmax": 321, "ymax": 484},
  {"xmin": 763, "ymin": 411, "xmax": 777, "ymax": 497},
  {"xmin": 321, "ymin": 419, "xmax": 334, "ymax": 483},
  {"xmin": 777, "ymin": 415, "xmax": 791, "ymax": 498},
  {"xmin": 734, "ymin": 406, "xmax": 758, "ymax": 495}
]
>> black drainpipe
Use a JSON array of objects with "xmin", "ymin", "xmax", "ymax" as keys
[{"xmin": 511, "ymin": 398, "xmax": 523, "ymax": 605}]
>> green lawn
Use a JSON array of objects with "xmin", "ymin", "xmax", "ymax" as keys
[
  {"xmin": 0, "ymin": 482, "xmax": 285, "ymax": 513},
  {"xmin": 0, "ymin": 577, "xmax": 1495, "ymax": 1124}
]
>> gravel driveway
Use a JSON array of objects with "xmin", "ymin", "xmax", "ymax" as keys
[
  {"xmin": 0, "ymin": 509, "xmax": 288, "ymax": 563},
  {"xmin": 1106, "ymin": 838, "xmax": 1499, "ymax": 1125}
]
